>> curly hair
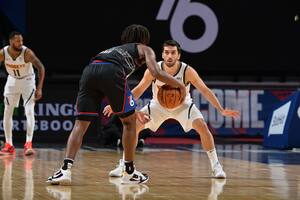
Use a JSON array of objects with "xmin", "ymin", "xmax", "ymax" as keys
[{"xmin": 121, "ymin": 24, "xmax": 150, "ymax": 45}]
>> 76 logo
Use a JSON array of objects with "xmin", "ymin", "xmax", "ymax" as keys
[{"xmin": 156, "ymin": 0, "xmax": 219, "ymax": 53}]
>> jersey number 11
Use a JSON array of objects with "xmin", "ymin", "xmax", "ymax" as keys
[{"xmin": 13, "ymin": 69, "xmax": 21, "ymax": 77}]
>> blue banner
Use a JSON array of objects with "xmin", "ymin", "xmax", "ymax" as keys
[
  {"xmin": 0, "ymin": 87, "xmax": 296, "ymax": 138},
  {"xmin": 131, "ymin": 88, "xmax": 296, "ymax": 137},
  {"xmin": 264, "ymin": 91, "xmax": 300, "ymax": 149}
]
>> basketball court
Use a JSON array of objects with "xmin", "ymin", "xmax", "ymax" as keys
[{"xmin": 0, "ymin": 142, "xmax": 299, "ymax": 200}]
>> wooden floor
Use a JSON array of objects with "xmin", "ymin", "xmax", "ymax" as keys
[{"xmin": 0, "ymin": 144, "xmax": 300, "ymax": 200}]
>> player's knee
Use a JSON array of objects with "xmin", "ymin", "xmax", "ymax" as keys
[
  {"xmin": 122, "ymin": 121, "xmax": 135, "ymax": 131},
  {"xmin": 121, "ymin": 120, "xmax": 136, "ymax": 134},
  {"xmin": 120, "ymin": 112, "xmax": 136, "ymax": 129},
  {"xmin": 4, "ymin": 104, "xmax": 15, "ymax": 115},
  {"xmin": 71, "ymin": 120, "xmax": 91, "ymax": 137},
  {"xmin": 25, "ymin": 103, "xmax": 35, "ymax": 116}
]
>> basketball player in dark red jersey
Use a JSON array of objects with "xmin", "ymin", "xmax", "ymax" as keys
[{"xmin": 47, "ymin": 24, "xmax": 186, "ymax": 185}]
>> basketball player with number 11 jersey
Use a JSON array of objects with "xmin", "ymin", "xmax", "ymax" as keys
[{"xmin": 0, "ymin": 31, "xmax": 45, "ymax": 156}]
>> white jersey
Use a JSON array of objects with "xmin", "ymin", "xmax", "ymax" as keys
[
  {"xmin": 152, "ymin": 61, "xmax": 192, "ymax": 105},
  {"xmin": 3, "ymin": 45, "xmax": 34, "ymax": 78},
  {"xmin": 141, "ymin": 61, "xmax": 204, "ymax": 132}
]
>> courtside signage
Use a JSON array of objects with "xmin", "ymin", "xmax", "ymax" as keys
[{"xmin": 268, "ymin": 101, "xmax": 291, "ymax": 136}]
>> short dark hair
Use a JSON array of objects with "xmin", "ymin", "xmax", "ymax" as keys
[
  {"xmin": 162, "ymin": 40, "xmax": 181, "ymax": 54},
  {"xmin": 9, "ymin": 31, "xmax": 22, "ymax": 40},
  {"xmin": 121, "ymin": 24, "xmax": 150, "ymax": 45}
]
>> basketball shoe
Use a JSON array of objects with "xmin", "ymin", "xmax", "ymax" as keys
[
  {"xmin": 0, "ymin": 143, "xmax": 15, "ymax": 155},
  {"xmin": 24, "ymin": 142, "xmax": 35, "ymax": 156},
  {"xmin": 47, "ymin": 168, "xmax": 72, "ymax": 185},
  {"xmin": 109, "ymin": 159, "xmax": 124, "ymax": 177},
  {"xmin": 121, "ymin": 170, "xmax": 149, "ymax": 184},
  {"xmin": 212, "ymin": 162, "xmax": 226, "ymax": 178}
]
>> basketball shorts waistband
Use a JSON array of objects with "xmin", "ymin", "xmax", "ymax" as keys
[{"xmin": 91, "ymin": 59, "xmax": 112, "ymax": 64}]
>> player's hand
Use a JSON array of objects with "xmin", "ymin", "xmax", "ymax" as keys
[
  {"xmin": 136, "ymin": 111, "xmax": 151, "ymax": 124},
  {"xmin": 34, "ymin": 88, "xmax": 42, "ymax": 101},
  {"xmin": 178, "ymin": 84, "xmax": 186, "ymax": 104},
  {"xmin": 221, "ymin": 108, "xmax": 240, "ymax": 118},
  {"xmin": 103, "ymin": 105, "xmax": 113, "ymax": 117}
]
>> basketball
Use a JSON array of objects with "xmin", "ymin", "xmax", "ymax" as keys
[{"xmin": 157, "ymin": 85, "xmax": 184, "ymax": 109}]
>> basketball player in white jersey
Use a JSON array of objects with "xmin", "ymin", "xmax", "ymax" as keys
[
  {"xmin": 104, "ymin": 40, "xmax": 239, "ymax": 178},
  {"xmin": 0, "ymin": 31, "xmax": 45, "ymax": 156}
]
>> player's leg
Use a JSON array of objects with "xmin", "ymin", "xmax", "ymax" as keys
[
  {"xmin": 65, "ymin": 120, "xmax": 91, "ymax": 159},
  {"xmin": 22, "ymin": 89, "xmax": 36, "ymax": 156},
  {"xmin": 192, "ymin": 120, "xmax": 226, "ymax": 178},
  {"xmin": 119, "ymin": 111, "xmax": 137, "ymax": 162},
  {"xmin": 109, "ymin": 101, "xmax": 165, "ymax": 178},
  {"xmin": 118, "ymin": 111, "xmax": 149, "ymax": 184},
  {"xmin": 103, "ymin": 68, "xmax": 149, "ymax": 183},
  {"xmin": 108, "ymin": 112, "xmax": 146, "ymax": 177},
  {"xmin": 47, "ymin": 64, "xmax": 102, "ymax": 185},
  {"xmin": 47, "ymin": 105, "xmax": 99, "ymax": 185},
  {"xmin": 0, "ymin": 94, "xmax": 20, "ymax": 155},
  {"xmin": 192, "ymin": 118, "xmax": 215, "ymax": 150},
  {"xmin": 177, "ymin": 103, "xmax": 226, "ymax": 178},
  {"xmin": 47, "ymin": 120, "xmax": 91, "ymax": 185}
]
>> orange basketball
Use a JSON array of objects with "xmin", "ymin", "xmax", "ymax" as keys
[{"xmin": 157, "ymin": 85, "xmax": 184, "ymax": 109}]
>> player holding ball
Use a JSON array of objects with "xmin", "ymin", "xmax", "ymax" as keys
[{"xmin": 104, "ymin": 40, "xmax": 239, "ymax": 178}]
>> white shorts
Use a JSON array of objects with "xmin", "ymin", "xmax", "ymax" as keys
[
  {"xmin": 3, "ymin": 75, "xmax": 36, "ymax": 107},
  {"xmin": 140, "ymin": 99, "xmax": 204, "ymax": 132}
]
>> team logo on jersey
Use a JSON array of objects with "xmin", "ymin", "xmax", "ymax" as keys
[
  {"xmin": 6, "ymin": 63, "xmax": 25, "ymax": 69},
  {"xmin": 128, "ymin": 95, "xmax": 135, "ymax": 107}
]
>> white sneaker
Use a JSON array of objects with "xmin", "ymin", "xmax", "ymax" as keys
[
  {"xmin": 47, "ymin": 168, "xmax": 72, "ymax": 185},
  {"xmin": 109, "ymin": 159, "xmax": 124, "ymax": 177},
  {"xmin": 121, "ymin": 170, "xmax": 149, "ymax": 184},
  {"xmin": 212, "ymin": 162, "xmax": 226, "ymax": 179}
]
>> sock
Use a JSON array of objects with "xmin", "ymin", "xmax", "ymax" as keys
[
  {"xmin": 62, "ymin": 158, "xmax": 74, "ymax": 170},
  {"xmin": 207, "ymin": 148, "xmax": 219, "ymax": 169},
  {"xmin": 25, "ymin": 103, "xmax": 35, "ymax": 142},
  {"xmin": 3, "ymin": 105, "xmax": 14, "ymax": 146},
  {"xmin": 124, "ymin": 161, "xmax": 134, "ymax": 174},
  {"xmin": 26, "ymin": 135, "xmax": 33, "ymax": 143}
]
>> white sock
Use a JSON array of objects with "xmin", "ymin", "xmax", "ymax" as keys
[
  {"xmin": 3, "ymin": 105, "xmax": 14, "ymax": 146},
  {"xmin": 25, "ymin": 103, "xmax": 35, "ymax": 142},
  {"xmin": 207, "ymin": 148, "xmax": 219, "ymax": 169}
]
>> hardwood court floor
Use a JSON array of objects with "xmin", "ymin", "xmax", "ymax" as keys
[{"xmin": 0, "ymin": 144, "xmax": 299, "ymax": 200}]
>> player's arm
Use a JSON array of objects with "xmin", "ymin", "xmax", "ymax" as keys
[
  {"xmin": 137, "ymin": 44, "xmax": 186, "ymax": 99},
  {"xmin": 0, "ymin": 49, "xmax": 4, "ymax": 63},
  {"xmin": 25, "ymin": 48, "xmax": 45, "ymax": 101},
  {"xmin": 132, "ymin": 69, "xmax": 154, "ymax": 100},
  {"xmin": 187, "ymin": 66, "xmax": 239, "ymax": 118}
]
